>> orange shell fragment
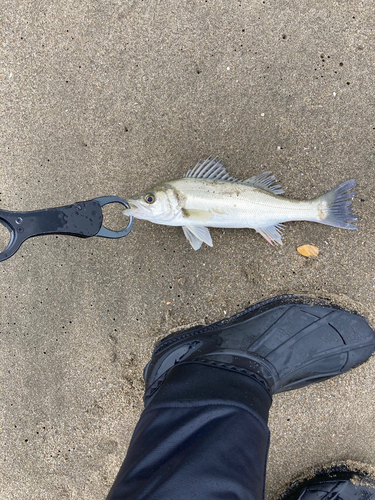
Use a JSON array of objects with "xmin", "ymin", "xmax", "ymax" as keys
[{"xmin": 297, "ymin": 244, "xmax": 319, "ymax": 257}]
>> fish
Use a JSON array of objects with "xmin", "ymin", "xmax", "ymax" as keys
[{"xmin": 122, "ymin": 156, "xmax": 357, "ymax": 250}]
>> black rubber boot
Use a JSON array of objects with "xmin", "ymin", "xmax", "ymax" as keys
[
  {"xmin": 144, "ymin": 295, "xmax": 375, "ymax": 402},
  {"xmin": 279, "ymin": 467, "xmax": 375, "ymax": 499}
]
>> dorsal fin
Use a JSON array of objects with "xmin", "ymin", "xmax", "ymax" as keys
[
  {"xmin": 243, "ymin": 172, "xmax": 284, "ymax": 194},
  {"xmin": 184, "ymin": 156, "xmax": 284, "ymax": 194},
  {"xmin": 184, "ymin": 157, "xmax": 236, "ymax": 181}
]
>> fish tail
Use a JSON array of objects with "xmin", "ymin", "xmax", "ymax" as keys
[{"xmin": 316, "ymin": 179, "xmax": 357, "ymax": 229}]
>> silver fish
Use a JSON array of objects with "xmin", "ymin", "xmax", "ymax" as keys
[{"xmin": 123, "ymin": 157, "xmax": 357, "ymax": 250}]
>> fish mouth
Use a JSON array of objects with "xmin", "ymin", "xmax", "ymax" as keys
[{"xmin": 122, "ymin": 200, "xmax": 152, "ymax": 218}]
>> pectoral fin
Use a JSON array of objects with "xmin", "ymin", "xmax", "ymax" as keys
[
  {"xmin": 255, "ymin": 224, "xmax": 284, "ymax": 245},
  {"xmin": 182, "ymin": 225, "xmax": 213, "ymax": 250},
  {"xmin": 181, "ymin": 208, "xmax": 213, "ymax": 223}
]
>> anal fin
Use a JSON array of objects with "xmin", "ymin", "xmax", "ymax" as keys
[{"xmin": 255, "ymin": 224, "xmax": 284, "ymax": 245}]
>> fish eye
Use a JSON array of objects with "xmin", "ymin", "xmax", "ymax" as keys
[{"xmin": 144, "ymin": 193, "xmax": 155, "ymax": 204}]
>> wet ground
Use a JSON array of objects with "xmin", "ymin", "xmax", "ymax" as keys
[{"xmin": 1, "ymin": 1, "xmax": 375, "ymax": 498}]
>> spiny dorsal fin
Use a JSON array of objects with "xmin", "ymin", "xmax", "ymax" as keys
[
  {"xmin": 184, "ymin": 157, "xmax": 236, "ymax": 181},
  {"xmin": 184, "ymin": 157, "xmax": 283, "ymax": 194}
]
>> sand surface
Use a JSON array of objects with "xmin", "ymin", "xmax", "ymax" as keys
[{"xmin": 1, "ymin": 1, "xmax": 374, "ymax": 498}]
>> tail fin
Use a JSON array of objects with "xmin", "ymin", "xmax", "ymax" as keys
[{"xmin": 317, "ymin": 179, "xmax": 357, "ymax": 229}]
